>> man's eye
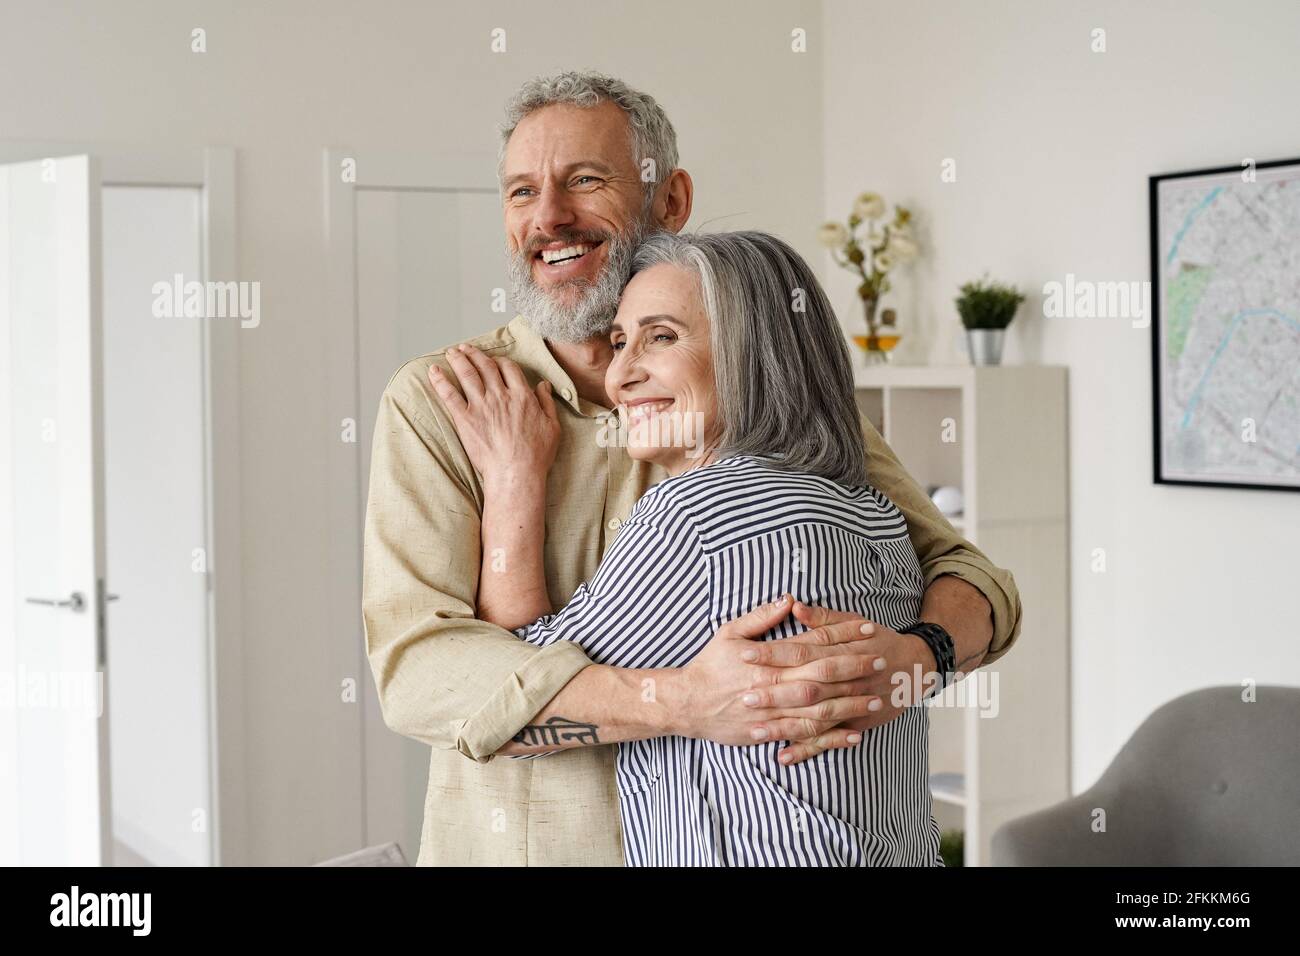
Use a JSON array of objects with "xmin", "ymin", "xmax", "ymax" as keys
[
  {"xmin": 510, "ymin": 187, "xmax": 534, "ymax": 199},
  {"xmin": 573, "ymin": 176, "xmax": 600, "ymax": 187}
]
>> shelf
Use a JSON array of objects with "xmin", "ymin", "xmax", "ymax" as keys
[
  {"xmin": 854, "ymin": 364, "xmax": 974, "ymax": 390},
  {"xmin": 929, "ymin": 772, "xmax": 967, "ymax": 808},
  {"xmin": 859, "ymin": 365, "xmax": 1069, "ymax": 865}
]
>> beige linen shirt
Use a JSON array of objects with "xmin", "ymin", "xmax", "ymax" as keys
[{"xmin": 362, "ymin": 316, "xmax": 1022, "ymax": 866}]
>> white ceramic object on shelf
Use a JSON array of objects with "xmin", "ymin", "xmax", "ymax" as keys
[{"xmin": 929, "ymin": 485, "xmax": 964, "ymax": 518}]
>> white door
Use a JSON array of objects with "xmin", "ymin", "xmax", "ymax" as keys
[
  {"xmin": 101, "ymin": 185, "xmax": 211, "ymax": 866},
  {"xmin": 0, "ymin": 155, "xmax": 111, "ymax": 865}
]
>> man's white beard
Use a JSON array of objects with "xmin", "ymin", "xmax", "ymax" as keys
[{"xmin": 508, "ymin": 222, "xmax": 646, "ymax": 344}]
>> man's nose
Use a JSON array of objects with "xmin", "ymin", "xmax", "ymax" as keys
[{"xmin": 531, "ymin": 181, "xmax": 577, "ymax": 238}]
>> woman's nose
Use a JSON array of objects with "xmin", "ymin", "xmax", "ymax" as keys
[{"xmin": 610, "ymin": 348, "xmax": 647, "ymax": 396}]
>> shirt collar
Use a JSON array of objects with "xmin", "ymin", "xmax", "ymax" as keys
[{"xmin": 506, "ymin": 314, "xmax": 611, "ymax": 419}]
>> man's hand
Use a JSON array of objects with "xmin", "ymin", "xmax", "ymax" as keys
[{"xmin": 661, "ymin": 595, "xmax": 898, "ymax": 764}]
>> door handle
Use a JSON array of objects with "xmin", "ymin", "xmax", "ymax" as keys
[{"xmin": 25, "ymin": 591, "xmax": 87, "ymax": 612}]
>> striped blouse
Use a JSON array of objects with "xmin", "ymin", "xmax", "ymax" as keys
[{"xmin": 516, "ymin": 454, "xmax": 942, "ymax": 867}]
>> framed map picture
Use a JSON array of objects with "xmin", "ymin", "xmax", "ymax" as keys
[{"xmin": 1150, "ymin": 157, "xmax": 1300, "ymax": 492}]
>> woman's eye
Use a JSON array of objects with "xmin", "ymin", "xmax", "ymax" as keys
[
  {"xmin": 611, "ymin": 340, "xmax": 625, "ymax": 351},
  {"xmin": 652, "ymin": 332, "xmax": 675, "ymax": 343}
]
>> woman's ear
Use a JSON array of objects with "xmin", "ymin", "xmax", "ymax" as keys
[{"xmin": 653, "ymin": 168, "xmax": 694, "ymax": 233}]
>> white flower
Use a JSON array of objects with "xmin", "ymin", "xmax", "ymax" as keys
[
  {"xmin": 886, "ymin": 234, "xmax": 920, "ymax": 262},
  {"xmin": 817, "ymin": 221, "xmax": 850, "ymax": 249},
  {"xmin": 874, "ymin": 251, "xmax": 895, "ymax": 273},
  {"xmin": 853, "ymin": 192, "xmax": 886, "ymax": 221}
]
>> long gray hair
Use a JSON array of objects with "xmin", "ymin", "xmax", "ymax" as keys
[{"xmin": 629, "ymin": 231, "xmax": 867, "ymax": 487}]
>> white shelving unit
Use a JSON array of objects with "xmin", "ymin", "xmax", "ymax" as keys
[{"xmin": 854, "ymin": 364, "xmax": 1070, "ymax": 866}]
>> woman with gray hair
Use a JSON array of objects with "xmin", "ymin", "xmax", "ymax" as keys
[{"xmin": 430, "ymin": 230, "xmax": 941, "ymax": 866}]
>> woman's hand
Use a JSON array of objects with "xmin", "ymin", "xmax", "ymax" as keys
[
  {"xmin": 664, "ymin": 595, "xmax": 892, "ymax": 765},
  {"xmin": 770, "ymin": 601, "xmax": 933, "ymax": 764},
  {"xmin": 427, "ymin": 343, "xmax": 560, "ymax": 485}
]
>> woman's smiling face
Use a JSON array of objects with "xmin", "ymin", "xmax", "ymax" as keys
[{"xmin": 606, "ymin": 263, "xmax": 718, "ymax": 476}]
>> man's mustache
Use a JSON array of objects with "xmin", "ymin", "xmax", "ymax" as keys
[{"xmin": 520, "ymin": 229, "xmax": 614, "ymax": 257}]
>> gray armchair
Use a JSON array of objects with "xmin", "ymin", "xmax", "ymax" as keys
[{"xmin": 992, "ymin": 685, "xmax": 1300, "ymax": 865}]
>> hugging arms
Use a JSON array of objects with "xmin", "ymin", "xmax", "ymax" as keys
[{"xmin": 426, "ymin": 340, "xmax": 1018, "ymax": 764}]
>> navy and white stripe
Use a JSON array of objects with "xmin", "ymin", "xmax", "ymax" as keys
[{"xmin": 520, "ymin": 455, "xmax": 942, "ymax": 866}]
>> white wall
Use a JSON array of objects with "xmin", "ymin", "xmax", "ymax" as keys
[
  {"xmin": 0, "ymin": 0, "xmax": 825, "ymax": 863},
  {"xmin": 821, "ymin": 0, "xmax": 1300, "ymax": 790}
]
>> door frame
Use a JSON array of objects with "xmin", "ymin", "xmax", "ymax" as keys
[
  {"xmin": 321, "ymin": 146, "xmax": 497, "ymax": 852},
  {"xmin": 0, "ymin": 141, "xmax": 246, "ymax": 865}
]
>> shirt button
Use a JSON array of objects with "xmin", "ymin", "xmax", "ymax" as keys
[
  {"xmin": 608, "ymin": 518, "xmax": 622, "ymax": 531},
  {"xmin": 561, "ymin": 387, "xmax": 574, "ymax": 402}
]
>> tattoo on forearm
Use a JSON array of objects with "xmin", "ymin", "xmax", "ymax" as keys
[{"xmin": 512, "ymin": 716, "xmax": 601, "ymax": 748}]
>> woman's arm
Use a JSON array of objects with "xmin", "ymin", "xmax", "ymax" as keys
[
  {"xmin": 427, "ymin": 343, "xmax": 559, "ymax": 629},
  {"xmin": 501, "ymin": 509, "xmax": 713, "ymax": 756},
  {"xmin": 477, "ymin": 469, "xmax": 552, "ymax": 628}
]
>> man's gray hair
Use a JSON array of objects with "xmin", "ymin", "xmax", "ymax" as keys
[
  {"xmin": 629, "ymin": 231, "xmax": 868, "ymax": 487},
  {"xmin": 499, "ymin": 70, "xmax": 679, "ymax": 207}
]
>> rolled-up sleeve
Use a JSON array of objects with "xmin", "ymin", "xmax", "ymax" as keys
[
  {"xmin": 361, "ymin": 357, "xmax": 593, "ymax": 762},
  {"xmin": 861, "ymin": 418, "xmax": 1023, "ymax": 664}
]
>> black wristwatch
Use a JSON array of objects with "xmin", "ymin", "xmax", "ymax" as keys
[{"xmin": 901, "ymin": 622, "xmax": 957, "ymax": 696}]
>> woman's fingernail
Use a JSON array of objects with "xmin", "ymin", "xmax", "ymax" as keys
[
  {"xmin": 846, "ymin": 733, "xmax": 862, "ymax": 744},
  {"xmin": 742, "ymin": 693, "xmax": 759, "ymax": 706},
  {"xmin": 778, "ymin": 751, "xmax": 793, "ymax": 764},
  {"xmin": 741, "ymin": 649, "xmax": 759, "ymax": 662},
  {"xmin": 868, "ymin": 698, "xmax": 883, "ymax": 712},
  {"xmin": 751, "ymin": 727, "xmax": 770, "ymax": 740},
  {"xmin": 873, "ymin": 657, "xmax": 887, "ymax": 672},
  {"xmin": 860, "ymin": 623, "xmax": 874, "ymax": 635}
]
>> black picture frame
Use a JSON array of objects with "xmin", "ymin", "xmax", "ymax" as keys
[{"xmin": 1149, "ymin": 156, "xmax": 1300, "ymax": 493}]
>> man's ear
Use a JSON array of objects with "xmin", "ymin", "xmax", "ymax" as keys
[{"xmin": 653, "ymin": 168, "xmax": 694, "ymax": 233}]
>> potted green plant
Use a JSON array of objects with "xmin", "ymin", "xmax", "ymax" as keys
[
  {"xmin": 939, "ymin": 828, "xmax": 964, "ymax": 867},
  {"xmin": 955, "ymin": 275, "xmax": 1025, "ymax": 366}
]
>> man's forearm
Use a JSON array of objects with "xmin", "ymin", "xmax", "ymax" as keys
[
  {"xmin": 916, "ymin": 573, "xmax": 994, "ymax": 676},
  {"xmin": 495, "ymin": 664, "xmax": 678, "ymax": 756}
]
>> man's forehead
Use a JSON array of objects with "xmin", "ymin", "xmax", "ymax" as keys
[{"xmin": 503, "ymin": 101, "xmax": 634, "ymax": 170}]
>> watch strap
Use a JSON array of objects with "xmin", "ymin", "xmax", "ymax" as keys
[{"xmin": 902, "ymin": 621, "xmax": 957, "ymax": 695}]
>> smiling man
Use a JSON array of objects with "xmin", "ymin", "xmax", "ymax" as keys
[{"xmin": 362, "ymin": 71, "xmax": 1023, "ymax": 866}]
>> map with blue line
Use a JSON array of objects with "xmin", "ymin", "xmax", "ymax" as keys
[{"xmin": 1156, "ymin": 163, "xmax": 1300, "ymax": 487}]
